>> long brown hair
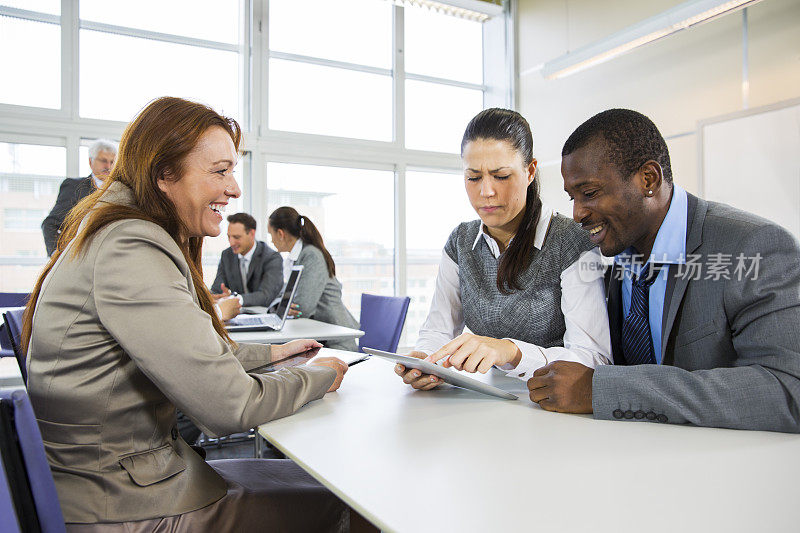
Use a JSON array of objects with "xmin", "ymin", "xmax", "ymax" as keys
[
  {"xmin": 268, "ymin": 207, "xmax": 336, "ymax": 278},
  {"xmin": 461, "ymin": 108, "xmax": 543, "ymax": 294},
  {"xmin": 21, "ymin": 96, "xmax": 240, "ymax": 353}
]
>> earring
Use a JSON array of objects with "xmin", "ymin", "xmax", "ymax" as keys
[{"xmin": 647, "ymin": 190, "xmax": 653, "ymax": 196}]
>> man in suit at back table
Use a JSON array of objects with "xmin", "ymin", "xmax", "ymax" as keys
[
  {"xmin": 527, "ymin": 108, "xmax": 800, "ymax": 433},
  {"xmin": 211, "ymin": 212, "xmax": 283, "ymax": 308},
  {"xmin": 41, "ymin": 139, "xmax": 117, "ymax": 255}
]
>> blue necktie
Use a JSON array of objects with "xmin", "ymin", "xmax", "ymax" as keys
[{"xmin": 622, "ymin": 266, "xmax": 660, "ymax": 365}]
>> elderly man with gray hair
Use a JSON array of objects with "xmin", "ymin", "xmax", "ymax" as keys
[{"xmin": 41, "ymin": 139, "xmax": 118, "ymax": 255}]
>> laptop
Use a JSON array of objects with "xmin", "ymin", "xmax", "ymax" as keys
[{"xmin": 225, "ymin": 265, "xmax": 303, "ymax": 332}]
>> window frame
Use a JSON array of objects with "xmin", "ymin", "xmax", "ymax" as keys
[{"xmin": 0, "ymin": 0, "xmax": 513, "ymax": 345}]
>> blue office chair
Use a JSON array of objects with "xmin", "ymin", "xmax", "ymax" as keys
[
  {"xmin": 3, "ymin": 309, "xmax": 26, "ymax": 382},
  {"xmin": 0, "ymin": 389, "xmax": 66, "ymax": 532},
  {"xmin": 0, "ymin": 322, "xmax": 13, "ymax": 358},
  {"xmin": 0, "ymin": 449, "xmax": 22, "ymax": 532},
  {"xmin": 358, "ymin": 294, "xmax": 411, "ymax": 353},
  {"xmin": 0, "ymin": 293, "xmax": 28, "ymax": 308}
]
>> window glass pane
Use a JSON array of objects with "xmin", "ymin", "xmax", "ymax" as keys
[
  {"xmin": 405, "ymin": 80, "xmax": 483, "ymax": 153},
  {"xmin": 403, "ymin": 170, "xmax": 476, "ymax": 346},
  {"xmin": 265, "ymin": 162, "xmax": 394, "ymax": 319},
  {"xmin": 0, "ymin": 17, "xmax": 60, "ymax": 108},
  {"xmin": 269, "ymin": 59, "xmax": 392, "ymax": 141},
  {"xmin": 80, "ymin": 30, "xmax": 240, "ymax": 123},
  {"xmin": 202, "ymin": 154, "xmax": 247, "ymax": 287},
  {"xmin": 0, "ymin": 1, "xmax": 59, "ymax": 14},
  {"xmin": 0, "ymin": 142, "xmax": 66, "ymax": 291},
  {"xmin": 269, "ymin": 0, "xmax": 391, "ymax": 68},
  {"xmin": 80, "ymin": 0, "xmax": 239, "ymax": 45},
  {"xmin": 405, "ymin": 6, "xmax": 483, "ymax": 84}
]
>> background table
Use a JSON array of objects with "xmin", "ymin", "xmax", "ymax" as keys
[
  {"xmin": 229, "ymin": 317, "xmax": 364, "ymax": 345},
  {"xmin": 259, "ymin": 358, "xmax": 800, "ymax": 533}
]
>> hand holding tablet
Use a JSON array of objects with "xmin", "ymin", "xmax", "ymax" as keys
[{"xmin": 363, "ymin": 348, "xmax": 518, "ymax": 400}]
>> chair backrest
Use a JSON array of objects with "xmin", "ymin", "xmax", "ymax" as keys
[
  {"xmin": 0, "ymin": 451, "xmax": 22, "ymax": 532},
  {"xmin": 0, "ymin": 293, "xmax": 28, "ymax": 308},
  {"xmin": 3, "ymin": 309, "xmax": 26, "ymax": 383},
  {"xmin": 0, "ymin": 389, "xmax": 65, "ymax": 533},
  {"xmin": 358, "ymin": 294, "xmax": 411, "ymax": 353},
  {"xmin": 0, "ymin": 322, "xmax": 14, "ymax": 358}
]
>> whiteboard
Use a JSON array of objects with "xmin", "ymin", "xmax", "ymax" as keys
[{"xmin": 701, "ymin": 100, "xmax": 800, "ymax": 240}]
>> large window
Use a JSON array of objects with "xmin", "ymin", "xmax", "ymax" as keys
[
  {"xmin": 0, "ymin": 141, "xmax": 65, "ymax": 291},
  {"xmin": 0, "ymin": 0, "xmax": 510, "ymax": 349}
]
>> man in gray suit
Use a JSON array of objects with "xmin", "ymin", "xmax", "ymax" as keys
[
  {"xmin": 528, "ymin": 108, "xmax": 800, "ymax": 433},
  {"xmin": 41, "ymin": 139, "xmax": 117, "ymax": 255},
  {"xmin": 211, "ymin": 212, "xmax": 283, "ymax": 307}
]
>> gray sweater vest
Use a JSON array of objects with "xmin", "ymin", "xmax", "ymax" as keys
[{"xmin": 444, "ymin": 215, "xmax": 594, "ymax": 349}]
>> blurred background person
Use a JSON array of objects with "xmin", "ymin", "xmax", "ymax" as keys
[
  {"xmin": 268, "ymin": 206, "xmax": 360, "ymax": 351},
  {"xmin": 41, "ymin": 138, "xmax": 117, "ymax": 256}
]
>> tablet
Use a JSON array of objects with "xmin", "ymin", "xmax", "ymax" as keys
[{"xmin": 362, "ymin": 348, "xmax": 518, "ymax": 400}]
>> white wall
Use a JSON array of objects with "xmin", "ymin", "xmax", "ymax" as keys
[{"xmin": 515, "ymin": 0, "xmax": 800, "ymax": 217}]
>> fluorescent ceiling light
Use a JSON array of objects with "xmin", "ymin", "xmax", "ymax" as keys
[
  {"xmin": 386, "ymin": 0, "xmax": 504, "ymax": 22},
  {"xmin": 541, "ymin": 0, "xmax": 763, "ymax": 80}
]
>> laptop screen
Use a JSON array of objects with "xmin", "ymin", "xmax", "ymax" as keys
[{"xmin": 275, "ymin": 266, "xmax": 302, "ymax": 319}]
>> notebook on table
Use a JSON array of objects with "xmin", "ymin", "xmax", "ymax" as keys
[{"xmin": 225, "ymin": 265, "xmax": 303, "ymax": 332}]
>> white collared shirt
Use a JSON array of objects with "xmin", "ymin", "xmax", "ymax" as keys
[
  {"xmin": 415, "ymin": 205, "xmax": 612, "ymax": 379},
  {"xmin": 283, "ymin": 239, "xmax": 303, "ymax": 282},
  {"xmin": 234, "ymin": 243, "xmax": 257, "ymax": 304}
]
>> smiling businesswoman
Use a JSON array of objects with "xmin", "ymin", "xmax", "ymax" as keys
[
  {"xmin": 21, "ymin": 97, "xmax": 349, "ymax": 532},
  {"xmin": 396, "ymin": 108, "xmax": 612, "ymax": 391}
]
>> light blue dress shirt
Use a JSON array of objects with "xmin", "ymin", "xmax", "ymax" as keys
[{"xmin": 615, "ymin": 185, "xmax": 688, "ymax": 364}]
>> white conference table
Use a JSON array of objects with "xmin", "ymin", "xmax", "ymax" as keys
[
  {"xmin": 259, "ymin": 358, "xmax": 800, "ymax": 533},
  {"xmin": 229, "ymin": 317, "xmax": 364, "ymax": 345}
]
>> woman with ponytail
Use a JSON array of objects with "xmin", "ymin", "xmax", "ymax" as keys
[
  {"xmin": 22, "ymin": 97, "xmax": 349, "ymax": 531},
  {"xmin": 268, "ymin": 207, "xmax": 360, "ymax": 351},
  {"xmin": 396, "ymin": 108, "xmax": 612, "ymax": 392}
]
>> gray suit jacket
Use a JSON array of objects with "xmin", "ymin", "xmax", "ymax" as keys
[
  {"xmin": 41, "ymin": 175, "xmax": 95, "ymax": 256},
  {"xmin": 26, "ymin": 181, "xmax": 336, "ymax": 523},
  {"xmin": 594, "ymin": 193, "xmax": 800, "ymax": 432},
  {"xmin": 211, "ymin": 241, "xmax": 283, "ymax": 306},
  {"xmin": 295, "ymin": 244, "xmax": 359, "ymax": 351}
]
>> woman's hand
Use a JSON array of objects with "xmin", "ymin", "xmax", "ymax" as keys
[
  {"xmin": 308, "ymin": 357, "xmax": 348, "ymax": 392},
  {"xmin": 428, "ymin": 333, "xmax": 521, "ymax": 373},
  {"xmin": 271, "ymin": 339, "xmax": 323, "ymax": 362},
  {"xmin": 287, "ymin": 303, "xmax": 302, "ymax": 318},
  {"xmin": 394, "ymin": 351, "xmax": 445, "ymax": 391},
  {"xmin": 217, "ymin": 295, "xmax": 241, "ymax": 320}
]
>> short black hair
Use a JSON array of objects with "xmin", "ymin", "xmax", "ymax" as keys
[
  {"xmin": 562, "ymin": 109, "xmax": 672, "ymax": 183},
  {"xmin": 227, "ymin": 212, "xmax": 256, "ymax": 232}
]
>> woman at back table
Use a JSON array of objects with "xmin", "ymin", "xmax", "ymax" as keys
[
  {"xmin": 395, "ymin": 108, "xmax": 612, "ymax": 392},
  {"xmin": 22, "ymin": 97, "xmax": 350, "ymax": 531},
  {"xmin": 268, "ymin": 207, "xmax": 360, "ymax": 352}
]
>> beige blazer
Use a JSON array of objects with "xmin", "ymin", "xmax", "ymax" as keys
[{"xmin": 26, "ymin": 181, "xmax": 336, "ymax": 524}]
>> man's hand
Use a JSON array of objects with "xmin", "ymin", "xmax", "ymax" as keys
[
  {"xmin": 211, "ymin": 283, "xmax": 232, "ymax": 302},
  {"xmin": 217, "ymin": 295, "xmax": 241, "ymax": 321},
  {"xmin": 394, "ymin": 351, "xmax": 444, "ymax": 391},
  {"xmin": 428, "ymin": 333, "xmax": 521, "ymax": 373},
  {"xmin": 308, "ymin": 357, "xmax": 348, "ymax": 392},
  {"xmin": 527, "ymin": 361, "xmax": 594, "ymax": 414}
]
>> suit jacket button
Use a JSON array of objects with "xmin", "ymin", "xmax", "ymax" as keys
[
  {"xmin": 646, "ymin": 411, "xmax": 656, "ymax": 420},
  {"xmin": 171, "ymin": 427, "xmax": 179, "ymax": 440},
  {"xmin": 613, "ymin": 409, "xmax": 624, "ymax": 419},
  {"xmin": 624, "ymin": 410, "xmax": 634, "ymax": 419},
  {"xmin": 657, "ymin": 414, "xmax": 668, "ymax": 423},
  {"xmin": 634, "ymin": 410, "xmax": 645, "ymax": 419}
]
